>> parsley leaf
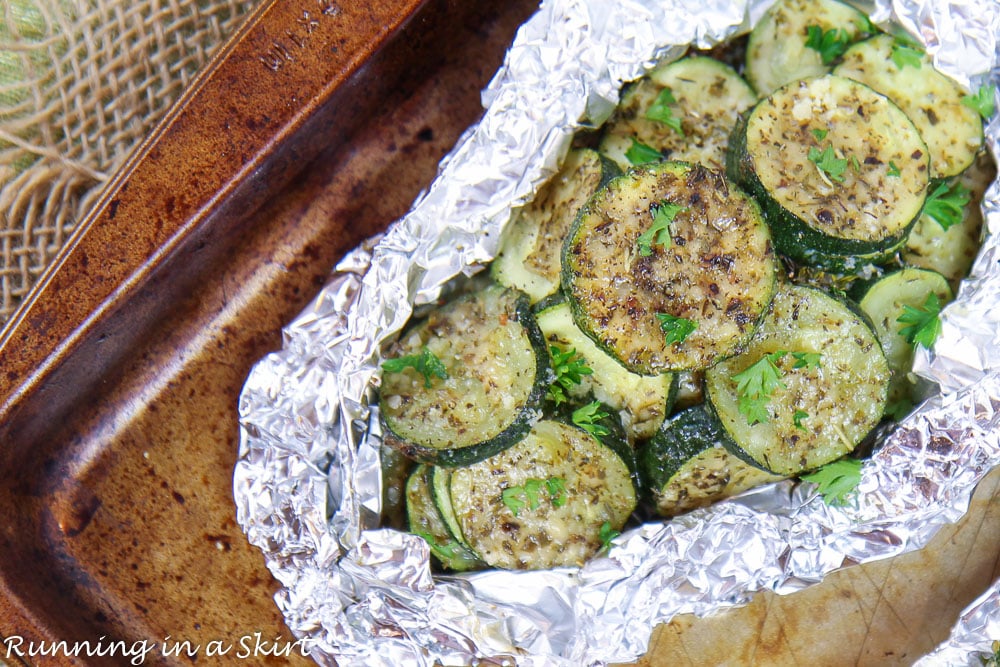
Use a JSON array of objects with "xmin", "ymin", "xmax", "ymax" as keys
[
  {"xmin": 962, "ymin": 83, "xmax": 996, "ymax": 120},
  {"xmin": 732, "ymin": 350, "xmax": 788, "ymax": 425},
  {"xmin": 547, "ymin": 346, "xmax": 593, "ymax": 405},
  {"xmin": 625, "ymin": 138, "xmax": 663, "ymax": 165},
  {"xmin": 849, "ymin": 154, "xmax": 861, "ymax": 172},
  {"xmin": 646, "ymin": 87, "xmax": 685, "ymax": 136},
  {"xmin": 656, "ymin": 313, "xmax": 697, "ymax": 344},
  {"xmin": 572, "ymin": 401, "xmax": 611, "ymax": 438},
  {"xmin": 791, "ymin": 351, "xmax": 822, "ymax": 369},
  {"xmin": 811, "ymin": 127, "xmax": 828, "ymax": 141},
  {"xmin": 887, "ymin": 161, "xmax": 901, "ymax": 177},
  {"xmin": 897, "ymin": 292, "xmax": 943, "ymax": 349},
  {"xmin": 808, "ymin": 144, "xmax": 848, "ymax": 183},
  {"xmin": 598, "ymin": 521, "xmax": 621, "ymax": 550},
  {"xmin": 546, "ymin": 477, "xmax": 568, "ymax": 507},
  {"xmin": 793, "ymin": 409, "xmax": 809, "ymax": 432},
  {"xmin": 501, "ymin": 487, "xmax": 526, "ymax": 516},
  {"xmin": 891, "ymin": 39, "xmax": 923, "ymax": 70},
  {"xmin": 923, "ymin": 180, "xmax": 971, "ymax": 231},
  {"xmin": 801, "ymin": 457, "xmax": 863, "ymax": 506},
  {"xmin": 637, "ymin": 200, "xmax": 687, "ymax": 256},
  {"xmin": 804, "ymin": 25, "xmax": 851, "ymax": 65},
  {"xmin": 501, "ymin": 477, "xmax": 569, "ymax": 517},
  {"xmin": 382, "ymin": 346, "xmax": 449, "ymax": 388}
]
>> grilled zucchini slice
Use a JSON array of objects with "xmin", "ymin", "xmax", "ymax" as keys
[
  {"xmin": 639, "ymin": 405, "xmax": 785, "ymax": 517},
  {"xmin": 536, "ymin": 300, "xmax": 676, "ymax": 441},
  {"xmin": 745, "ymin": 0, "xmax": 874, "ymax": 96},
  {"xmin": 834, "ymin": 34, "xmax": 984, "ymax": 179},
  {"xmin": 705, "ymin": 283, "xmax": 890, "ymax": 476},
  {"xmin": 728, "ymin": 74, "xmax": 930, "ymax": 267},
  {"xmin": 406, "ymin": 465, "xmax": 484, "ymax": 572},
  {"xmin": 448, "ymin": 417, "xmax": 637, "ymax": 570},
  {"xmin": 492, "ymin": 148, "xmax": 620, "ymax": 303},
  {"xmin": 599, "ymin": 56, "xmax": 757, "ymax": 172},
  {"xmin": 562, "ymin": 161, "xmax": 778, "ymax": 374},
  {"xmin": 379, "ymin": 284, "xmax": 548, "ymax": 467},
  {"xmin": 857, "ymin": 267, "xmax": 953, "ymax": 409}
]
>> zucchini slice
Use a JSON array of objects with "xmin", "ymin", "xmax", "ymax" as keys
[
  {"xmin": 639, "ymin": 405, "xmax": 785, "ymax": 517},
  {"xmin": 834, "ymin": 34, "xmax": 984, "ymax": 179},
  {"xmin": 406, "ymin": 465, "xmax": 485, "ymax": 572},
  {"xmin": 599, "ymin": 56, "xmax": 757, "ymax": 172},
  {"xmin": 562, "ymin": 161, "xmax": 778, "ymax": 374},
  {"xmin": 448, "ymin": 417, "xmax": 637, "ymax": 570},
  {"xmin": 705, "ymin": 283, "xmax": 890, "ymax": 476},
  {"xmin": 492, "ymin": 148, "xmax": 620, "ymax": 303},
  {"xmin": 728, "ymin": 74, "xmax": 930, "ymax": 267},
  {"xmin": 857, "ymin": 267, "xmax": 953, "ymax": 409},
  {"xmin": 903, "ymin": 151, "xmax": 995, "ymax": 288},
  {"xmin": 379, "ymin": 284, "xmax": 548, "ymax": 467},
  {"xmin": 745, "ymin": 0, "xmax": 873, "ymax": 96},
  {"xmin": 536, "ymin": 300, "xmax": 676, "ymax": 441}
]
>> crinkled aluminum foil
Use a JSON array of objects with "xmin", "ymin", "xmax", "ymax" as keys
[{"xmin": 234, "ymin": 0, "xmax": 1000, "ymax": 664}]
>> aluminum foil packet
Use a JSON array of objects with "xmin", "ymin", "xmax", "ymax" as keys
[{"xmin": 234, "ymin": 0, "xmax": 1000, "ymax": 664}]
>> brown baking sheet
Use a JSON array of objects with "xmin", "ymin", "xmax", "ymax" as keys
[{"xmin": 1, "ymin": 1, "xmax": 998, "ymax": 665}]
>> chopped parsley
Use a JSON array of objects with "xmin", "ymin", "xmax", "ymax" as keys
[
  {"xmin": 572, "ymin": 401, "xmax": 611, "ymax": 438},
  {"xmin": 793, "ymin": 409, "xmax": 809, "ymax": 432},
  {"xmin": 501, "ymin": 477, "xmax": 569, "ymax": 516},
  {"xmin": 732, "ymin": 350, "xmax": 788, "ymax": 425},
  {"xmin": 638, "ymin": 200, "xmax": 687, "ymax": 256},
  {"xmin": 625, "ymin": 138, "xmax": 663, "ymax": 165},
  {"xmin": 808, "ymin": 144, "xmax": 848, "ymax": 183},
  {"xmin": 804, "ymin": 25, "xmax": 852, "ymax": 65},
  {"xmin": 801, "ymin": 457, "xmax": 863, "ymax": 506},
  {"xmin": 791, "ymin": 351, "xmax": 822, "ymax": 369},
  {"xmin": 897, "ymin": 292, "xmax": 943, "ymax": 349},
  {"xmin": 382, "ymin": 346, "xmax": 449, "ymax": 388},
  {"xmin": 810, "ymin": 127, "xmax": 828, "ymax": 141},
  {"xmin": 923, "ymin": 180, "xmax": 971, "ymax": 231},
  {"xmin": 646, "ymin": 86, "xmax": 685, "ymax": 136},
  {"xmin": 890, "ymin": 37, "xmax": 923, "ymax": 70},
  {"xmin": 656, "ymin": 313, "xmax": 697, "ymax": 345},
  {"xmin": 598, "ymin": 521, "xmax": 621, "ymax": 550},
  {"xmin": 962, "ymin": 83, "xmax": 996, "ymax": 120},
  {"xmin": 547, "ymin": 346, "xmax": 593, "ymax": 405},
  {"xmin": 887, "ymin": 160, "xmax": 901, "ymax": 177},
  {"xmin": 848, "ymin": 153, "xmax": 861, "ymax": 172}
]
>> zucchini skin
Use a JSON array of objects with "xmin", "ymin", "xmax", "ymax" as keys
[
  {"xmin": 406, "ymin": 465, "xmax": 485, "ymax": 572},
  {"xmin": 728, "ymin": 75, "xmax": 930, "ymax": 268},
  {"xmin": 562, "ymin": 161, "xmax": 778, "ymax": 375},
  {"xmin": 380, "ymin": 285, "xmax": 550, "ymax": 468}
]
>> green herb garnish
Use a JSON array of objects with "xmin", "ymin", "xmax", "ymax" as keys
[
  {"xmin": 808, "ymin": 144, "xmax": 848, "ymax": 183},
  {"xmin": 646, "ymin": 86, "xmax": 685, "ymax": 136},
  {"xmin": 572, "ymin": 400, "xmax": 611, "ymax": 438},
  {"xmin": 804, "ymin": 25, "xmax": 852, "ymax": 65},
  {"xmin": 890, "ymin": 38, "xmax": 923, "ymax": 70},
  {"xmin": 848, "ymin": 154, "xmax": 861, "ymax": 172},
  {"xmin": 923, "ymin": 180, "xmax": 971, "ymax": 231},
  {"xmin": 897, "ymin": 292, "xmax": 943, "ymax": 349},
  {"xmin": 598, "ymin": 521, "xmax": 621, "ymax": 550},
  {"xmin": 801, "ymin": 457, "xmax": 863, "ymax": 506},
  {"xmin": 793, "ymin": 409, "xmax": 809, "ymax": 432},
  {"xmin": 382, "ymin": 346, "xmax": 449, "ymax": 388},
  {"xmin": 501, "ymin": 477, "xmax": 569, "ymax": 517},
  {"xmin": 637, "ymin": 200, "xmax": 687, "ymax": 256},
  {"xmin": 625, "ymin": 138, "xmax": 663, "ymax": 165},
  {"xmin": 962, "ymin": 83, "xmax": 996, "ymax": 120},
  {"xmin": 414, "ymin": 531, "xmax": 461, "ymax": 562},
  {"xmin": 887, "ymin": 160, "xmax": 901, "ymax": 177},
  {"xmin": 791, "ymin": 351, "xmax": 822, "ymax": 369},
  {"xmin": 547, "ymin": 346, "xmax": 593, "ymax": 406},
  {"xmin": 810, "ymin": 128, "xmax": 828, "ymax": 141},
  {"xmin": 655, "ymin": 313, "xmax": 697, "ymax": 345},
  {"xmin": 980, "ymin": 640, "xmax": 1000, "ymax": 667},
  {"xmin": 732, "ymin": 350, "xmax": 788, "ymax": 425}
]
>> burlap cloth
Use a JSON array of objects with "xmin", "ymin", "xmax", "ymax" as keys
[{"xmin": 0, "ymin": 0, "xmax": 260, "ymax": 325}]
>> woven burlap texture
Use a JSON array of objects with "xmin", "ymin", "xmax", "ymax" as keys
[{"xmin": 0, "ymin": 0, "xmax": 259, "ymax": 325}]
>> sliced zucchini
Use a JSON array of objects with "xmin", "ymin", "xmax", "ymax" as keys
[
  {"xmin": 639, "ymin": 405, "xmax": 785, "ymax": 517},
  {"xmin": 728, "ymin": 74, "xmax": 930, "ymax": 267},
  {"xmin": 562, "ymin": 161, "xmax": 778, "ymax": 374},
  {"xmin": 745, "ymin": 0, "xmax": 874, "ymax": 96},
  {"xmin": 599, "ymin": 56, "xmax": 757, "ymax": 172},
  {"xmin": 673, "ymin": 370, "xmax": 705, "ymax": 411},
  {"xmin": 705, "ymin": 283, "xmax": 890, "ymax": 476},
  {"xmin": 903, "ymin": 151, "xmax": 996, "ymax": 288},
  {"xmin": 381, "ymin": 444, "xmax": 415, "ymax": 531},
  {"xmin": 857, "ymin": 267, "xmax": 953, "ymax": 409},
  {"xmin": 448, "ymin": 417, "xmax": 637, "ymax": 570},
  {"xmin": 536, "ymin": 300, "xmax": 676, "ymax": 441},
  {"xmin": 834, "ymin": 34, "xmax": 984, "ymax": 179},
  {"xmin": 406, "ymin": 465, "xmax": 485, "ymax": 571},
  {"xmin": 492, "ymin": 148, "xmax": 620, "ymax": 303},
  {"xmin": 379, "ymin": 284, "xmax": 548, "ymax": 467}
]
